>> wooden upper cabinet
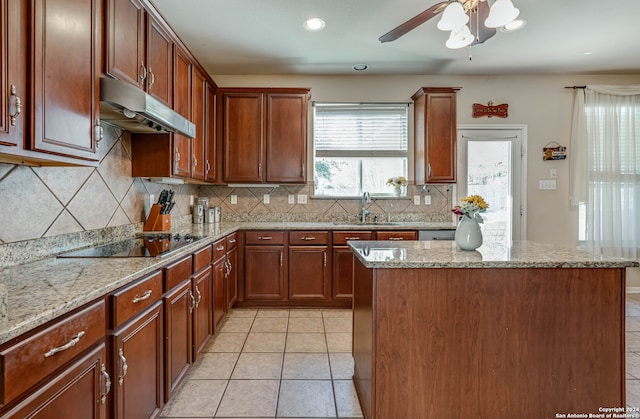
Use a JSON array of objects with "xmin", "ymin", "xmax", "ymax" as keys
[
  {"xmin": 172, "ymin": 47, "xmax": 192, "ymax": 178},
  {"xmin": 105, "ymin": 0, "xmax": 172, "ymax": 107},
  {"xmin": 30, "ymin": 0, "xmax": 101, "ymax": 161},
  {"xmin": 412, "ymin": 87, "xmax": 460, "ymax": 184},
  {"xmin": 266, "ymin": 93, "xmax": 308, "ymax": 183},
  {"xmin": 0, "ymin": 0, "xmax": 27, "ymax": 148},
  {"xmin": 220, "ymin": 88, "xmax": 310, "ymax": 184},
  {"xmin": 205, "ymin": 83, "xmax": 219, "ymax": 183},
  {"xmin": 190, "ymin": 67, "xmax": 206, "ymax": 181}
]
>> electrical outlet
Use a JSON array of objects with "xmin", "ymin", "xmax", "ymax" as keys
[
  {"xmin": 263, "ymin": 194, "xmax": 270, "ymax": 204},
  {"xmin": 144, "ymin": 194, "xmax": 155, "ymax": 218},
  {"xmin": 550, "ymin": 169, "xmax": 557, "ymax": 179},
  {"xmin": 297, "ymin": 194, "xmax": 307, "ymax": 204},
  {"xmin": 189, "ymin": 195, "xmax": 194, "ymax": 206},
  {"xmin": 424, "ymin": 195, "xmax": 432, "ymax": 205},
  {"xmin": 288, "ymin": 194, "xmax": 295, "ymax": 204},
  {"xmin": 230, "ymin": 194, "xmax": 237, "ymax": 204},
  {"xmin": 539, "ymin": 180, "xmax": 557, "ymax": 190},
  {"xmin": 413, "ymin": 195, "xmax": 421, "ymax": 205}
]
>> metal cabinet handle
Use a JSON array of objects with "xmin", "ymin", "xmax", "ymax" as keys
[
  {"xmin": 139, "ymin": 61, "xmax": 147, "ymax": 82},
  {"xmin": 427, "ymin": 163, "xmax": 431, "ymax": 178},
  {"xmin": 301, "ymin": 163, "xmax": 305, "ymax": 178},
  {"xmin": 229, "ymin": 239, "xmax": 236, "ymax": 244},
  {"xmin": 94, "ymin": 119, "xmax": 103, "ymax": 148},
  {"xmin": 44, "ymin": 331, "xmax": 85, "ymax": 358},
  {"xmin": 132, "ymin": 290, "xmax": 152, "ymax": 303},
  {"xmin": 206, "ymin": 160, "xmax": 211, "ymax": 174},
  {"xmin": 192, "ymin": 155, "xmax": 198, "ymax": 170},
  {"xmin": 323, "ymin": 251, "xmax": 327, "ymax": 267},
  {"xmin": 195, "ymin": 285, "xmax": 201, "ymax": 307},
  {"xmin": 148, "ymin": 67, "xmax": 155, "ymax": 89},
  {"xmin": 174, "ymin": 147, "xmax": 181, "ymax": 165},
  {"xmin": 189, "ymin": 290, "xmax": 196, "ymax": 314},
  {"xmin": 279, "ymin": 251, "xmax": 283, "ymax": 267},
  {"xmin": 258, "ymin": 163, "xmax": 262, "ymax": 177},
  {"xmin": 118, "ymin": 348, "xmax": 128, "ymax": 386},
  {"xmin": 9, "ymin": 84, "xmax": 21, "ymax": 126},
  {"xmin": 216, "ymin": 245, "xmax": 225, "ymax": 251},
  {"xmin": 258, "ymin": 236, "xmax": 272, "ymax": 240},
  {"xmin": 226, "ymin": 260, "xmax": 232, "ymax": 275},
  {"xmin": 301, "ymin": 236, "xmax": 316, "ymax": 241},
  {"xmin": 100, "ymin": 364, "xmax": 111, "ymax": 405}
]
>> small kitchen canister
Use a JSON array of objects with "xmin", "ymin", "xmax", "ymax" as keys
[
  {"xmin": 206, "ymin": 206, "xmax": 221, "ymax": 224},
  {"xmin": 192, "ymin": 204, "xmax": 205, "ymax": 224}
]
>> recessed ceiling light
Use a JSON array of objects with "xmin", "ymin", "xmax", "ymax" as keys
[
  {"xmin": 303, "ymin": 18, "xmax": 325, "ymax": 32},
  {"xmin": 583, "ymin": 51, "xmax": 594, "ymax": 56},
  {"xmin": 500, "ymin": 19, "xmax": 527, "ymax": 33},
  {"xmin": 353, "ymin": 64, "xmax": 368, "ymax": 71}
]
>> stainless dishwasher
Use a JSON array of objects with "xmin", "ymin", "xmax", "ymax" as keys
[{"xmin": 418, "ymin": 229, "xmax": 455, "ymax": 240}]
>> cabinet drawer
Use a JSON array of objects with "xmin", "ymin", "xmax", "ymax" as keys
[
  {"xmin": 213, "ymin": 238, "xmax": 227, "ymax": 261},
  {"xmin": 110, "ymin": 271, "xmax": 163, "ymax": 329},
  {"xmin": 375, "ymin": 231, "xmax": 418, "ymax": 241},
  {"xmin": 164, "ymin": 255, "xmax": 193, "ymax": 291},
  {"xmin": 193, "ymin": 244, "xmax": 213, "ymax": 273},
  {"xmin": 289, "ymin": 231, "xmax": 329, "ymax": 245},
  {"xmin": 226, "ymin": 232, "xmax": 238, "ymax": 250},
  {"xmin": 0, "ymin": 299, "xmax": 106, "ymax": 407},
  {"xmin": 333, "ymin": 231, "xmax": 374, "ymax": 245},
  {"xmin": 245, "ymin": 231, "xmax": 285, "ymax": 245}
]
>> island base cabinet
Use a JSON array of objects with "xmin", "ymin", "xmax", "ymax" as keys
[
  {"xmin": 2, "ymin": 343, "xmax": 108, "ymax": 419},
  {"xmin": 352, "ymin": 262, "xmax": 625, "ymax": 418}
]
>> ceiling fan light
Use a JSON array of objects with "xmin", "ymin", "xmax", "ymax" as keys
[
  {"xmin": 437, "ymin": 2, "xmax": 469, "ymax": 31},
  {"xmin": 445, "ymin": 24, "xmax": 474, "ymax": 49},
  {"xmin": 484, "ymin": 0, "xmax": 520, "ymax": 29}
]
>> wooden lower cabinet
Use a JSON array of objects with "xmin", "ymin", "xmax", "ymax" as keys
[
  {"xmin": 192, "ymin": 266, "xmax": 213, "ymax": 359},
  {"xmin": 226, "ymin": 246, "xmax": 238, "ymax": 309},
  {"xmin": 163, "ymin": 279, "xmax": 193, "ymax": 402},
  {"xmin": 244, "ymin": 245, "xmax": 285, "ymax": 300},
  {"xmin": 332, "ymin": 246, "xmax": 355, "ymax": 301},
  {"xmin": 288, "ymin": 246, "xmax": 330, "ymax": 301},
  {"xmin": 2, "ymin": 343, "xmax": 109, "ymax": 419},
  {"xmin": 111, "ymin": 301, "xmax": 163, "ymax": 419},
  {"xmin": 213, "ymin": 255, "xmax": 227, "ymax": 328}
]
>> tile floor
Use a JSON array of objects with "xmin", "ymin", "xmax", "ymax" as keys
[
  {"xmin": 161, "ymin": 294, "xmax": 640, "ymax": 418},
  {"xmin": 159, "ymin": 308, "xmax": 362, "ymax": 419}
]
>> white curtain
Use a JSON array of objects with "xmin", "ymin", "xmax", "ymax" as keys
[{"xmin": 569, "ymin": 85, "xmax": 640, "ymax": 259}]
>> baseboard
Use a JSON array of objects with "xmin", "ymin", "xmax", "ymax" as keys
[{"xmin": 627, "ymin": 287, "xmax": 640, "ymax": 294}]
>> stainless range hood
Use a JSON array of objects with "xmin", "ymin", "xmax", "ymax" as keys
[{"xmin": 99, "ymin": 77, "xmax": 195, "ymax": 138}]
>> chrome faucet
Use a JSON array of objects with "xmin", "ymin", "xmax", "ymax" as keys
[{"xmin": 361, "ymin": 191, "xmax": 371, "ymax": 223}]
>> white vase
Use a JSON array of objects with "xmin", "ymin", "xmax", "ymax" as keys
[
  {"xmin": 393, "ymin": 185, "xmax": 402, "ymax": 196},
  {"xmin": 455, "ymin": 214, "xmax": 483, "ymax": 250}
]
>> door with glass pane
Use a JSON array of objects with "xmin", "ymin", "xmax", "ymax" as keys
[{"xmin": 457, "ymin": 126, "xmax": 526, "ymax": 241}]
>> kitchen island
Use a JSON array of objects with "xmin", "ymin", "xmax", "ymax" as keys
[{"xmin": 349, "ymin": 240, "xmax": 639, "ymax": 419}]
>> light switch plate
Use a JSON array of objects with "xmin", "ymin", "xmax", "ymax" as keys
[
  {"xmin": 288, "ymin": 194, "xmax": 295, "ymax": 204},
  {"xmin": 263, "ymin": 194, "xmax": 270, "ymax": 204},
  {"xmin": 413, "ymin": 195, "xmax": 421, "ymax": 205},
  {"xmin": 550, "ymin": 169, "xmax": 557, "ymax": 179},
  {"xmin": 297, "ymin": 194, "xmax": 307, "ymax": 204},
  {"xmin": 424, "ymin": 195, "xmax": 432, "ymax": 205},
  {"xmin": 230, "ymin": 194, "xmax": 237, "ymax": 204},
  {"xmin": 539, "ymin": 180, "xmax": 557, "ymax": 190}
]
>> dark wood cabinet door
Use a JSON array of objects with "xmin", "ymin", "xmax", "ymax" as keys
[
  {"xmin": 163, "ymin": 279, "xmax": 192, "ymax": 402},
  {"xmin": 265, "ymin": 93, "xmax": 308, "ymax": 183},
  {"xmin": 0, "ymin": 0, "xmax": 27, "ymax": 148},
  {"xmin": 244, "ymin": 246, "xmax": 285, "ymax": 300},
  {"xmin": 222, "ymin": 92, "xmax": 264, "ymax": 182},
  {"xmin": 226, "ymin": 246, "xmax": 238, "ymax": 309},
  {"xmin": 190, "ymin": 67, "xmax": 206, "ymax": 180},
  {"xmin": 288, "ymin": 246, "xmax": 330, "ymax": 301},
  {"xmin": 205, "ymin": 84, "xmax": 218, "ymax": 183},
  {"xmin": 112, "ymin": 301, "xmax": 163, "ymax": 419},
  {"xmin": 213, "ymin": 257, "xmax": 226, "ymax": 329},
  {"xmin": 145, "ymin": 16, "xmax": 172, "ymax": 107},
  {"xmin": 105, "ymin": 0, "xmax": 144, "ymax": 88},
  {"xmin": 172, "ymin": 47, "xmax": 192, "ymax": 177},
  {"xmin": 332, "ymin": 246, "xmax": 354, "ymax": 301},
  {"xmin": 30, "ymin": 0, "xmax": 100, "ymax": 161},
  {"xmin": 192, "ymin": 266, "xmax": 213, "ymax": 359},
  {"xmin": 2, "ymin": 344, "xmax": 108, "ymax": 419}
]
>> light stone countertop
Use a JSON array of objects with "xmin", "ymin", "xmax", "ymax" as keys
[
  {"xmin": 349, "ymin": 240, "xmax": 640, "ymax": 269},
  {"xmin": 0, "ymin": 221, "xmax": 453, "ymax": 345}
]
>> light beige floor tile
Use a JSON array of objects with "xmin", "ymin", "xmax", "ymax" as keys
[
  {"xmin": 243, "ymin": 332, "xmax": 287, "ymax": 352},
  {"xmin": 205, "ymin": 332, "xmax": 247, "ymax": 353},
  {"xmin": 160, "ymin": 379, "xmax": 226, "ymax": 417},
  {"xmin": 326, "ymin": 332, "xmax": 352, "ymax": 352},
  {"xmin": 189, "ymin": 352, "xmax": 239, "ymax": 379},
  {"xmin": 289, "ymin": 309, "xmax": 323, "ymax": 318},
  {"xmin": 277, "ymin": 380, "xmax": 336, "ymax": 417},
  {"xmin": 288, "ymin": 317, "xmax": 325, "ymax": 333},
  {"xmin": 216, "ymin": 380, "xmax": 280, "ymax": 417},
  {"xmin": 322, "ymin": 309, "xmax": 352, "ymax": 318},
  {"xmin": 628, "ymin": 379, "xmax": 640, "ymax": 409},
  {"xmin": 329, "ymin": 353, "xmax": 355, "ymax": 380},
  {"xmin": 628, "ymin": 305, "xmax": 640, "ymax": 317},
  {"xmin": 323, "ymin": 317, "xmax": 352, "ymax": 333},
  {"xmin": 282, "ymin": 353, "xmax": 331, "ymax": 379},
  {"xmin": 334, "ymin": 380, "xmax": 364, "ymax": 418},
  {"xmin": 232, "ymin": 352, "xmax": 284, "ymax": 379},
  {"xmin": 256, "ymin": 309, "xmax": 290, "ymax": 318},
  {"xmin": 285, "ymin": 333, "xmax": 327, "ymax": 352},
  {"xmin": 227, "ymin": 309, "xmax": 258, "ymax": 318},
  {"xmin": 219, "ymin": 317, "xmax": 254, "ymax": 333},
  {"xmin": 629, "ymin": 352, "xmax": 640, "ymax": 379},
  {"xmin": 628, "ymin": 332, "xmax": 640, "ymax": 352},
  {"xmin": 251, "ymin": 317, "xmax": 289, "ymax": 333},
  {"xmin": 628, "ymin": 317, "xmax": 640, "ymax": 332}
]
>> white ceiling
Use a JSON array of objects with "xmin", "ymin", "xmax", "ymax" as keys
[{"xmin": 153, "ymin": 0, "xmax": 640, "ymax": 76}]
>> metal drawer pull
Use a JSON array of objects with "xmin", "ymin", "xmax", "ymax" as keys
[
  {"xmin": 118, "ymin": 348, "xmax": 128, "ymax": 386},
  {"xmin": 44, "ymin": 331, "xmax": 85, "ymax": 358},
  {"xmin": 301, "ymin": 236, "xmax": 316, "ymax": 241},
  {"xmin": 100, "ymin": 364, "xmax": 111, "ymax": 405},
  {"xmin": 195, "ymin": 285, "xmax": 202, "ymax": 307},
  {"xmin": 9, "ymin": 84, "xmax": 21, "ymax": 126},
  {"xmin": 132, "ymin": 290, "xmax": 152, "ymax": 303},
  {"xmin": 344, "ymin": 237, "xmax": 361, "ymax": 240},
  {"xmin": 229, "ymin": 239, "xmax": 236, "ymax": 244},
  {"xmin": 389, "ymin": 237, "xmax": 404, "ymax": 241},
  {"xmin": 189, "ymin": 290, "xmax": 196, "ymax": 314},
  {"xmin": 216, "ymin": 245, "xmax": 225, "ymax": 251},
  {"xmin": 258, "ymin": 236, "xmax": 272, "ymax": 240}
]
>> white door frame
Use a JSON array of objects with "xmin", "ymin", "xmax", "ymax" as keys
[{"xmin": 457, "ymin": 124, "xmax": 528, "ymax": 241}]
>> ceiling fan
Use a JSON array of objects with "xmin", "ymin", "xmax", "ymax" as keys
[{"xmin": 379, "ymin": 0, "xmax": 521, "ymax": 49}]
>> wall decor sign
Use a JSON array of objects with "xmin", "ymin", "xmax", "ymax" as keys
[
  {"xmin": 472, "ymin": 101, "xmax": 508, "ymax": 118},
  {"xmin": 543, "ymin": 141, "xmax": 567, "ymax": 161}
]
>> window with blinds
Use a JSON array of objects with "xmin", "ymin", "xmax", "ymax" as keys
[{"xmin": 313, "ymin": 103, "xmax": 409, "ymax": 197}]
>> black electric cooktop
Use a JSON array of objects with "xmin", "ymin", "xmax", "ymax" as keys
[{"xmin": 58, "ymin": 233, "xmax": 205, "ymax": 258}]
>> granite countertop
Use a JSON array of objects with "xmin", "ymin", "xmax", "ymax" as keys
[
  {"xmin": 349, "ymin": 240, "xmax": 640, "ymax": 269},
  {"xmin": 0, "ymin": 221, "xmax": 454, "ymax": 345}
]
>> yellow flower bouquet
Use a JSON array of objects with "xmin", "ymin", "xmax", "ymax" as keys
[
  {"xmin": 385, "ymin": 176, "xmax": 407, "ymax": 187},
  {"xmin": 452, "ymin": 195, "xmax": 489, "ymax": 222}
]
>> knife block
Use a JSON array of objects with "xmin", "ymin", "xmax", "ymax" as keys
[{"xmin": 143, "ymin": 204, "xmax": 171, "ymax": 232}]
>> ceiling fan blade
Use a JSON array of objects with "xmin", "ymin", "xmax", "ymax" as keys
[
  {"xmin": 379, "ymin": 1, "xmax": 449, "ymax": 43},
  {"xmin": 469, "ymin": 1, "xmax": 496, "ymax": 45}
]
